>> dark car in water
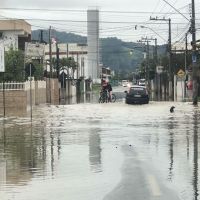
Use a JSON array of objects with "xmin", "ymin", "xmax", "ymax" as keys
[{"xmin": 125, "ymin": 85, "xmax": 149, "ymax": 104}]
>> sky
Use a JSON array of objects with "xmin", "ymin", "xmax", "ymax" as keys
[{"xmin": 0, "ymin": 0, "xmax": 200, "ymax": 46}]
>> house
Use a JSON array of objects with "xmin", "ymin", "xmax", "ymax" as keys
[
  {"xmin": 0, "ymin": 19, "xmax": 31, "ymax": 51},
  {"xmin": 45, "ymin": 43, "xmax": 88, "ymax": 80}
]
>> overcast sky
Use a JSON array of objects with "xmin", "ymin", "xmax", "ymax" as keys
[
  {"xmin": 1, "ymin": 0, "xmax": 159, "ymax": 10},
  {"xmin": 0, "ymin": 0, "xmax": 199, "ymax": 45}
]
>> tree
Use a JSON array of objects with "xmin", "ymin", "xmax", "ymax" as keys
[
  {"xmin": 57, "ymin": 57, "xmax": 77, "ymax": 78},
  {"xmin": 3, "ymin": 48, "xmax": 25, "ymax": 82},
  {"xmin": 0, "ymin": 49, "xmax": 45, "ymax": 82},
  {"xmin": 31, "ymin": 60, "xmax": 44, "ymax": 80}
]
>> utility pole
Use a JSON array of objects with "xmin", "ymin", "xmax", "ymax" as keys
[
  {"xmin": 49, "ymin": 26, "xmax": 52, "ymax": 104},
  {"xmin": 76, "ymin": 53, "xmax": 79, "ymax": 79},
  {"xmin": 56, "ymin": 42, "xmax": 59, "ymax": 78},
  {"xmin": 185, "ymin": 33, "xmax": 188, "ymax": 72},
  {"xmin": 40, "ymin": 30, "xmax": 44, "ymax": 43},
  {"xmin": 154, "ymin": 38, "xmax": 158, "ymax": 64},
  {"xmin": 140, "ymin": 38, "xmax": 151, "ymax": 86},
  {"xmin": 184, "ymin": 32, "xmax": 189, "ymax": 99},
  {"xmin": 49, "ymin": 26, "xmax": 52, "ymax": 78},
  {"xmin": 142, "ymin": 37, "xmax": 158, "ymax": 64},
  {"xmin": 150, "ymin": 17, "xmax": 172, "ymax": 101},
  {"xmin": 147, "ymin": 40, "xmax": 150, "ymax": 85},
  {"xmin": 191, "ymin": 0, "xmax": 198, "ymax": 105},
  {"xmin": 142, "ymin": 37, "xmax": 158, "ymax": 100}
]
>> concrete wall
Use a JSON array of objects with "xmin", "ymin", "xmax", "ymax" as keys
[
  {"xmin": 174, "ymin": 75, "xmax": 192, "ymax": 102},
  {"xmin": 0, "ymin": 90, "xmax": 27, "ymax": 116},
  {"xmin": 46, "ymin": 78, "xmax": 59, "ymax": 105},
  {"xmin": 35, "ymin": 81, "xmax": 46, "ymax": 105},
  {"xmin": 0, "ymin": 80, "xmax": 48, "ymax": 116}
]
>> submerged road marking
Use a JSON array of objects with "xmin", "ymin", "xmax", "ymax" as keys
[{"xmin": 147, "ymin": 174, "xmax": 162, "ymax": 197}]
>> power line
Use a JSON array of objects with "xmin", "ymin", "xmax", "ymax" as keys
[
  {"xmin": 162, "ymin": 0, "xmax": 190, "ymax": 21},
  {"xmin": 0, "ymin": 7, "xmax": 196, "ymax": 15},
  {"xmin": 0, "ymin": 17, "xmax": 191, "ymax": 25}
]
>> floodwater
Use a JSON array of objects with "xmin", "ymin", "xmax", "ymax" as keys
[{"xmin": 0, "ymin": 98, "xmax": 200, "ymax": 200}]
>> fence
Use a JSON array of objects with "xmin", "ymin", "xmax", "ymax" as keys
[
  {"xmin": 0, "ymin": 81, "xmax": 47, "ymax": 91},
  {"xmin": 0, "ymin": 82, "xmax": 25, "ymax": 91}
]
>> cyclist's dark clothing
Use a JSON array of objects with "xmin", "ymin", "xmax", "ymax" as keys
[
  {"xmin": 100, "ymin": 82, "xmax": 113, "ymax": 102},
  {"xmin": 106, "ymin": 83, "xmax": 112, "ymax": 92},
  {"xmin": 102, "ymin": 83, "xmax": 112, "ymax": 92}
]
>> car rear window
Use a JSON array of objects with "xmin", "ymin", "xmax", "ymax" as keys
[{"xmin": 129, "ymin": 87, "xmax": 146, "ymax": 95}]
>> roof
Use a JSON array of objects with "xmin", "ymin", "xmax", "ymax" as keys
[{"xmin": 0, "ymin": 20, "xmax": 31, "ymax": 34}]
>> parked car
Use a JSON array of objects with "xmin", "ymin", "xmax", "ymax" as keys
[
  {"xmin": 125, "ymin": 85, "xmax": 149, "ymax": 104},
  {"xmin": 122, "ymin": 80, "xmax": 129, "ymax": 87},
  {"xmin": 138, "ymin": 79, "xmax": 146, "ymax": 86}
]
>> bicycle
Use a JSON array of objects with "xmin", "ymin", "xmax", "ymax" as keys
[{"xmin": 98, "ymin": 90, "xmax": 116, "ymax": 103}]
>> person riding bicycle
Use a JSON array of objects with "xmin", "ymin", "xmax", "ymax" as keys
[{"xmin": 101, "ymin": 79, "xmax": 112, "ymax": 102}]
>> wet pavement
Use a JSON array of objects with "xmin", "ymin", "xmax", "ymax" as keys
[{"xmin": 0, "ymin": 90, "xmax": 200, "ymax": 200}]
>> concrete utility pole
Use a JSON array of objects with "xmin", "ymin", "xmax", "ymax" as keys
[
  {"xmin": 150, "ymin": 17, "xmax": 172, "ymax": 101},
  {"xmin": 191, "ymin": 0, "xmax": 198, "ymax": 105},
  {"xmin": 49, "ymin": 26, "xmax": 52, "ymax": 104},
  {"xmin": 142, "ymin": 37, "xmax": 158, "ymax": 64},
  {"xmin": 49, "ymin": 26, "xmax": 52, "ymax": 78},
  {"xmin": 139, "ymin": 38, "xmax": 151, "ymax": 85},
  {"xmin": 56, "ymin": 42, "xmax": 59, "ymax": 78},
  {"xmin": 142, "ymin": 37, "xmax": 158, "ymax": 100},
  {"xmin": 185, "ymin": 32, "xmax": 189, "ymax": 98},
  {"xmin": 40, "ymin": 30, "xmax": 44, "ymax": 43}
]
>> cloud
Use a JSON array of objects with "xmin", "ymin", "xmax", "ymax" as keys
[
  {"xmin": 0, "ymin": 0, "xmax": 149, "ymax": 10},
  {"xmin": 0, "ymin": 0, "xmax": 98, "ymax": 9}
]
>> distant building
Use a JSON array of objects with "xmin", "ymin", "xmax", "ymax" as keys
[
  {"xmin": 25, "ymin": 42, "xmax": 46, "ymax": 64},
  {"xmin": 0, "ymin": 19, "xmax": 31, "ymax": 51},
  {"xmin": 45, "ymin": 43, "xmax": 88, "ymax": 79},
  {"xmin": 171, "ymin": 42, "xmax": 192, "ymax": 52}
]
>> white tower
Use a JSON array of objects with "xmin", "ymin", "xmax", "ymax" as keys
[{"xmin": 87, "ymin": 9, "xmax": 100, "ymax": 82}]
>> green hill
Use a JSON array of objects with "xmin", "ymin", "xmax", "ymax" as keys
[{"xmin": 32, "ymin": 30, "xmax": 166, "ymax": 73}]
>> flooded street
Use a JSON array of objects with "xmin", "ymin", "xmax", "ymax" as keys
[{"xmin": 0, "ymin": 96, "xmax": 200, "ymax": 200}]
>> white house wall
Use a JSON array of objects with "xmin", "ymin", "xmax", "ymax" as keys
[
  {"xmin": 1, "ymin": 31, "xmax": 19, "ymax": 50},
  {"xmin": 45, "ymin": 43, "xmax": 88, "ymax": 80}
]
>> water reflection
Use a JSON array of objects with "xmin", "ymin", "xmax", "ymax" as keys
[
  {"xmin": 64, "ymin": 92, "xmax": 98, "ymax": 105},
  {"xmin": 0, "ymin": 120, "xmax": 48, "ymax": 186},
  {"xmin": 0, "ymin": 160, "xmax": 6, "ymax": 188},
  {"xmin": 167, "ymin": 116, "xmax": 176, "ymax": 181},
  {"xmin": 0, "ymin": 122, "xmax": 6, "ymax": 189},
  {"xmin": 50, "ymin": 131, "xmax": 55, "ymax": 176},
  {"xmin": 89, "ymin": 130, "xmax": 102, "ymax": 173},
  {"xmin": 193, "ymin": 110, "xmax": 198, "ymax": 200},
  {"xmin": 1, "ymin": 102, "xmax": 200, "ymax": 200},
  {"xmin": 168, "ymin": 131, "xmax": 174, "ymax": 181},
  {"xmin": 186, "ymin": 130, "xmax": 190, "ymax": 160}
]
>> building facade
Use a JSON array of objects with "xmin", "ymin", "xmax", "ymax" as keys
[
  {"xmin": 45, "ymin": 43, "xmax": 88, "ymax": 80},
  {"xmin": 0, "ymin": 20, "xmax": 31, "ymax": 51}
]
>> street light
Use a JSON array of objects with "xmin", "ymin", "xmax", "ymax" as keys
[{"xmin": 139, "ymin": 25, "xmax": 167, "ymax": 42}]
